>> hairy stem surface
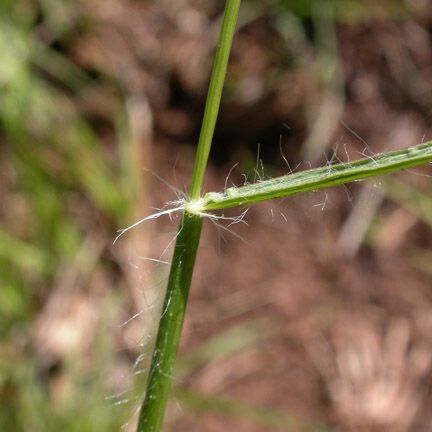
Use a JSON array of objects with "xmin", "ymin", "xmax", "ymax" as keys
[
  {"xmin": 201, "ymin": 141, "xmax": 432, "ymax": 210},
  {"xmin": 137, "ymin": 212, "xmax": 202, "ymax": 432},
  {"xmin": 137, "ymin": 2, "xmax": 240, "ymax": 431}
]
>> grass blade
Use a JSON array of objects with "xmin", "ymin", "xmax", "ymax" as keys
[{"xmin": 201, "ymin": 142, "xmax": 432, "ymax": 210}]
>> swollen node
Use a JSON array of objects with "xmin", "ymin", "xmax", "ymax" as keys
[{"xmin": 183, "ymin": 198, "xmax": 206, "ymax": 216}]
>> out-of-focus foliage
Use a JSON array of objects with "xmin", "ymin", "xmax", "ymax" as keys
[{"xmin": 0, "ymin": 1, "xmax": 138, "ymax": 430}]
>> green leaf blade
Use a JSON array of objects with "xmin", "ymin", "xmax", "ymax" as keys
[{"xmin": 202, "ymin": 141, "xmax": 432, "ymax": 210}]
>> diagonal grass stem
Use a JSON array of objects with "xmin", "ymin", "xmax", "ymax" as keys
[{"xmin": 201, "ymin": 141, "xmax": 432, "ymax": 210}]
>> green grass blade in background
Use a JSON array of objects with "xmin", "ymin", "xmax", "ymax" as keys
[
  {"xmin": 384, "ymin": 177, "xmax": 432, "ymax": 229},
  {"xmin": 175, "ymin": 318, "xmax": 276, "ymax": 379},
  {"xmin": 174, "ymin": 387, "xmax": 332, "ymax": 432},
  {"xmin": 201, "ymin": 141, "xmax": 432, "ymax": 210}
]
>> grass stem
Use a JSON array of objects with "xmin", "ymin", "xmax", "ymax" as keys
[
  {"xmin": 137, "ymin": 2, "xmax": 241, "ymax": 430},
  {"xmin": 137, "ymin": 212, "xmax": 202, "ymax": 432},
  {"xmin": 188, "ymin": 0, "xmax": 241, "ymax": 199}
]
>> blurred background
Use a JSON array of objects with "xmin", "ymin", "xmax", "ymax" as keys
[{"xmin": 2, "ymin": 0, "xmax": 432, "ymax": 431}]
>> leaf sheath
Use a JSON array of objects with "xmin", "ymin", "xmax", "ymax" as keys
[{"xmin": 137, "ymin": 212, "xmax": 203, "ymax": 432}]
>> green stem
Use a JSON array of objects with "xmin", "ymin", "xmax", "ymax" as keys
[
  {"xmin": 201, "ymin": 141, "xmax": 432, "ymax": 210},
  {"xmin": 137, "ymin": 2, "xmax": 241, "ymax": 431},
  {"xmin": 189, "ymin": 0, "xmax": 241, "ymax": 199},
  {"xmin": 137, "ymin": 212, "xmax": 202, "ymax": 432}
]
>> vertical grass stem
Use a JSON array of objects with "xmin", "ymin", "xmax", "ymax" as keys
[
  {"xmin": 188, "ymin": 0, "xmax": 241, "ymax": 199},
  {"xmin": 137, "ymin": 212, "xmax": 202, "ymax": 432},
  {"xmin": 137, "ymin": 2, "xmax": 241, "ymax": 430}
]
